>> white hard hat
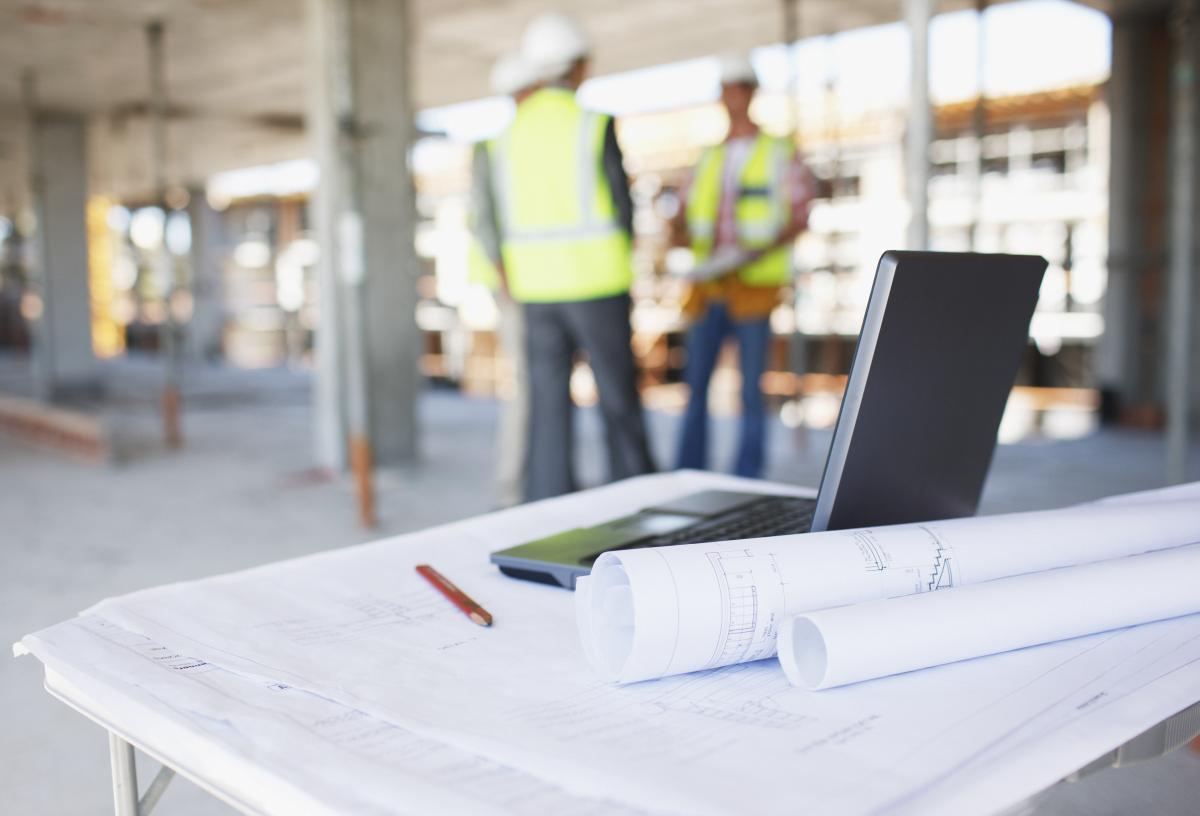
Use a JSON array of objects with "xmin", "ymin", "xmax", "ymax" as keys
[
  {"xmin": 490, "ymin": 52, "xmax": 537, "ymax": 96},
  {"xmin": 521, "ymin": 11, "xmax": 590, "ymax": 82},
  {"xmin": 718, "ymin": 52, "xmax": 758, "ymax": 86}
]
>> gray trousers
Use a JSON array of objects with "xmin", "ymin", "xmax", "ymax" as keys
[{"xmin": 523, "ymin": 293, "xmax": 656, "ymax": 501}]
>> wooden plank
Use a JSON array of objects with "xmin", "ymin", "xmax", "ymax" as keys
[{"xmin": 0, "ymin": 394, "xmax": 109, "ymax": 461}]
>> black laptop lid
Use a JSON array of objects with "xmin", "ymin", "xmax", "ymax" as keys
[{"xmin": 810, "ymin": 251, "xmax": 1047, "ymax": 532}]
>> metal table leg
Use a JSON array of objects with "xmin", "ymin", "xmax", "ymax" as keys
[
  {"xmin": 109, "ymin": 732, "xmax": 139, "ymax": 816},
  {"xmin": 140, "ymin": 765, "xmax": 177, "ymax": 815}
]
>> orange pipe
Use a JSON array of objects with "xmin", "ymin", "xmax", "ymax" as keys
[{"xmin": 349, "ymin": 434, "xmax": 376, "ymax": 529}]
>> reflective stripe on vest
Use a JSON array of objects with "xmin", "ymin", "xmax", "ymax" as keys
[
  {"xmin": 686, "ymin": 134, "xmax": 794, "ymax": 287},
  {"xmin": 490, "ymin": 88, "xmax": 632, "ymax": 303}
]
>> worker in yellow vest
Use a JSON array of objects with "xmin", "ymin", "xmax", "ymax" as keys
[
  {"xmin": 480, "ymin": 12, "xmax": 655, "ymax": 500},
  {"xmin": 469, "ymin": 52, "xmax": 540, "ymax": 507},
  {"xmin": 675, "ymin": 53, "xmax": 815, "ymax": 479}
]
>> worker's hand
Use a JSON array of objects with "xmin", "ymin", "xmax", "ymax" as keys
[{"xmin": 668, "ymin": 202, "xmax": 691, "ymax": 248}]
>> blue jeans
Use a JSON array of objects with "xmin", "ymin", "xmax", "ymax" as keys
[{"xmin": 676, "ymin": 303, "xmax": 770, "ymax": 478}]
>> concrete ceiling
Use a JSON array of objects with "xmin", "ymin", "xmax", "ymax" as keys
[
  {"xmin": 0, "ymin": 0, "xmax": 965, "ymax": 117},
  {"xmin": 0, "ymin": 0, "xmax": 1130, "ymax": 203}
]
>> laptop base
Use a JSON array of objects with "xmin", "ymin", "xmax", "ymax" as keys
[{"xmin": 490, "ymin": 491, "xmax": 815, "ymax": 589}]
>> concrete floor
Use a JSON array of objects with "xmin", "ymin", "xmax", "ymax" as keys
[{"xmin": 2, "ymin": 359, "xmax": 1199, "ymax": 815}]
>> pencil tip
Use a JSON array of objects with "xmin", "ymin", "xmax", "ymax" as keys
[{"xmin": 471, "ymin": 612, "xmax": 492, "ymax": 627}]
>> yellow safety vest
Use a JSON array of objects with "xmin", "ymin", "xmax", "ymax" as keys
[
  {"xmin": 466, "ymin": 238, "xmax": 501, "ymax": 290},
  {"xmin": 686, "ymin": 133, "xmax": 794, "ymax": 287},
  {"xmin": 490, "ymin": 88, "xmax": 632, "ymax": 303}
]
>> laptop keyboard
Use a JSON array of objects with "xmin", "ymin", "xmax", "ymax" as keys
[{"xmin": 623, "ymin": 495, "xmax": 816, "ymax": 551}]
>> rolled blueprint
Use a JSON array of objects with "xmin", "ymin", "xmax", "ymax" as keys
[
  {"xmin": 1091, "ymin": 481, "xmax": 1200, "ymax": 507},
  {"xmin": 778, "ymin": 543, "xmax": 1200, "ymax": 689},
  {"xmin": 679, "ymin": 246, "xmax": 755, "ymax": 282},
  {"xmin": 575, "ymin": 488, "xmax": 1200, "ymax": 684}
]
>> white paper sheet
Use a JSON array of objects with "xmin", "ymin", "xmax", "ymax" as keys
[
  {"xmin": 578, "ymin": 493, "xmax": 1200, "ymax": 683},
  {"xmin": 75, "ymin": 584, "xmax": 1200, "ymax": 816},
  {"xmin": 779, "ymin": 543, "xmax": 1200, "ymax": 689},
  {"xmin": 21, "ymin": 474, "xmax": 1200, "ymax": 816},
  {"xmin": 23, "ymin": 615, "xmax": 653, "ymax": 816}
]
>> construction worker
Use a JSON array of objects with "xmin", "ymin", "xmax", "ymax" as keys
[
  {"xmin": 483, "ymin": 11, "xmax": 655, "ymax": 501},
  {"xmin": 675, "ymin": 53, "xmax": 815, "ymax": 479},
  {"xmin": 470, "ymin": 52, "xmax": 539, "ymax": 507}
]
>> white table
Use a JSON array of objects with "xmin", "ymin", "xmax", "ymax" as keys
[
  {"xmin": 19, "ymin": 472, "xmax": 1200, "ymax": 815},
  {"xmin": 42, "ymin": 665, "xmax": 1200, "ymax": 816},
  {"xmin": 45, "ymin": 668, "xmax": 243, "ymax": 816}
]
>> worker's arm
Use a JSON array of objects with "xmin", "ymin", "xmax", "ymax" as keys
[
  {"xmin": 601, "ymin": 118, "xmax": 635, "ymax": 238},
  {"xmin": 668, "ymin": 170, "xmax": 693, "ymax": 248},
  {"xmin": 469, "ymin": 142, "xmax": 509, "ymax": 294},
  {"xmin": 785, "ymin": 155, "xmax": 815, "ymax": 236}
]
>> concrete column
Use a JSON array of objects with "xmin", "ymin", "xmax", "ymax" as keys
[
  {"xmin": 1097, "ymin": 12, "xmax": 1171, "ymax": 424},
  {"xmin": 1096, "ymin": 14, "xmax": 1140, "ymax": 409},
  {"xmin": 905, "ymin": 0, "xmax": 932, "ymax": 250},
  {"xmin": 1165, "ymin": 0, "xmax": 1197, "ymax": 483},
  {"xmin": 186, "ymin": 187, "xmax": 225, "ymax": 362},
  {"xmin": 146, "ymin": 19, "xmax": 183, "ymax": 448},
  {"xmin": 28, "ymin": 112, "xmax": 95, "ymax": 399},
  {"xmin": 306, "ymin": 0, "xmax": 347, "ymax": 469},
  {"xmin": 306, "ymin": 0, "xmax": 421, "ymax": 469},
  {"xmin": 782, "ymin": 0, "xmax": 801, "ymax": 139},
  {"xmin": 968, "ymin": 0, "xmax": 987, "ymax": 250}
]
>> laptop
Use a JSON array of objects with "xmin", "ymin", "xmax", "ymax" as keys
[{"xmin": 491, "ymin": 251, "xmax": 1047, "ymax": 589}]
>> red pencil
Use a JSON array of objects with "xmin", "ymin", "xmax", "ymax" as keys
[{"xmin": 415, "ymin": 564, "xmax": 493, "ymax": 627}]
